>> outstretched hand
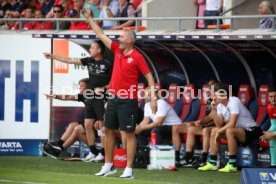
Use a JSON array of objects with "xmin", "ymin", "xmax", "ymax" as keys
[
  {"xmin": 43, "ymin": 52, "xmax": 53, "ymax": 59},
  {"xmin": 81, "ymin": 8, "xmax": 93, "ymax": 19},
  {"xmin": 44, "ymin": 93, "xmax": 56, "ymax": 99}
]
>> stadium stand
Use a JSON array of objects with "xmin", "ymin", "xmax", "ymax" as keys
[{"xmin": 167, "ymin": 83, "xmax": 178, "ymax": 107}]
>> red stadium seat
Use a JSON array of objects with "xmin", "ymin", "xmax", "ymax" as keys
[
  {"xmin": 256, "ymin": 85, "xmax": 269, "ymax": 124},
  {"xmin": 220, "ymin": 138, "xmax": 228, "ymax": 145},
  {"xmin": 207, "ymin": 24, "xmax": 230, "ymax": 29},
  {"xmin": 154, "ymin": 83, "xmax": 162, "ymax": 90},
  {"xmin": 260, "ymin": 140, "xmax": 270, "ymax": 149},
  {"xmin": 123, "ymin": 26, "xmax": 146, "ymax": 32},
  {"xmin": 238, "ymin": 85, "xmax": 254, "ymax": 107},
  {"xmin": 167, "ymin": 84, "xmax": 178, "ymax": 107},
  {"xmin": 131, "ymin": 0, "xmax": 142, "ymax": 9},
  {"xmin": 180, "ymin": 84, "xmax": 197, "ymax": 121}
]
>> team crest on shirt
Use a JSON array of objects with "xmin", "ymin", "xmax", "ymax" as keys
[
  {"xmin": 100, "ymin": 64, "xmax": 105, "ymax": 70},
  {"xmin": 127, "ymin": 57, "xmax": 133, "ymax": 64}
]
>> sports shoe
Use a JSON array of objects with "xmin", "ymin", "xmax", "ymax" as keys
[
  {"xmin": 47, "ymin": 142, "xmax": 60, "ymax": 147},
  {"xmin": 176, "ymin": 158, "xmax": 194, "ymax": 168},
  {"xmin": 198, "ymin": 162, "xmax": 218, "ymax": 171},
  {"xmin": 91, "ymin": 153, "xmax": 104, "ymax": 162},
  {"xmin": 48, "ymin": 143, "xmax": 62, "ymax": 151},
  {"xmin": 192, "ymin": 158, "xmax": 207, "ymax": 169},
  {"xmin": 219, "ymin": 163, "xmax": 237, "ymax": 172},
  {"xmin": 43, "ymin": 144, "xmax": 61, "ymax": 159},
  {"xmin": 82, "ymin": 152, "xmax": 95, "ymax": 162},
  {"xmin": 120, "ymin": 173, "xmax": 134, "ymax": 179},
  {"xmin": 120, "ymin": 168, "xmax": 134, "ymax": 179},
  {"xmin": 95, "ymin": 165, "xmax": 117, "ymax": 177}
]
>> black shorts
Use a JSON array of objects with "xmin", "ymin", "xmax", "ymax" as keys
[
  {"xmin": 84, "ymin": 99, "xmax": 105, "ymax": 120},
  {"xmin": 104, "ymin": 96, "xmax": 138, "ymax": 132},
  {"xmin": 244, "ymin": 126, "xmax": 263, "ymax": 145}
]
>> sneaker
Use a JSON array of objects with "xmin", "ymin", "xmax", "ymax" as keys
[
  {"xmin": 120, "ymin": 169, "xmax": 134, "ymax": 179},
  {"xmin": 82, "ymin": 152, "xmax": 95, "ymax": 162},
  {"xmin": 46, "ymin": 142, "xmax": 62, "ymax": 151},
  {"xmin": 219, "ymin": 163, "xmax": 237, "ymax": 173},
  {"xmin": 120, "ymin": 173, "xmax": 134, "ymax": 179},
  {"xmin": 198, "ymin": 162, "xmax": 218, "ymax": 171},
  {"xmin": 91, "ymin": 153, "xmax": 104, "ymax": 163},
  {"xmin": 176, "ymin": 158, "xmax": 194, "ymax": 168},
  {"xmin": 47, "ymin": 142, "xmax": 60, "ymax": 147},
  {"xmin": 95, "ymin": 165, "xmax": 117, "ymax": 177},
  {"xmin": 192, "ymin": 158, "xmax": 207, "ymax": 169},
  {"xmin": 43, "ymin": 144, "xmax": 61, "ymax": 159}
]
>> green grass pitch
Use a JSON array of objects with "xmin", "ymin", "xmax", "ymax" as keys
[{"xmin": 0, "ymin": 156, "xmax": 240, "ymax": 184}]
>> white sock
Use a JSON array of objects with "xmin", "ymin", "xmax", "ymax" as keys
[
  {"xmin": 123, "ymin": 167, "xmax": 132, "ymax": 175},
  {"xmin": 104, "ymin": 163, "xmax": 113, "ymax": 169}
]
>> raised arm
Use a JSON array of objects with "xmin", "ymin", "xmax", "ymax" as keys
[
  {"xmin": 43, "ymin": 53, "xmax": 82, "ymax": 65},
  {"xmin": 44, "ymin": 93, "xmax": 79, "ymax": 101},
  {"xmin": 82, "ymin": 8, "xmax": 112, "ymax": 50}
]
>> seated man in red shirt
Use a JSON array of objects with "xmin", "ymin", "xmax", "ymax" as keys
[
  {"xmin": 68, "ymin": 9, "xmax": 90, "ymax": 30},
  {"xmin": 22, "ymin": 7, "xmax": 35, "ymax": 30},
  {"xmin": 32, "ymin": 9, "xmax": 53, "ymax": 30}
]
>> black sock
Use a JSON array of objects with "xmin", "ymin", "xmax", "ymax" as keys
[
  {"xmin": 58, "ymin": 140, "xmax": 64, "ymax": 148},
  {"xmin": 201, "ymin": 152, "xmax": 208, "ymax": 162},
  {"xmin": 228, "ymin": 155, "xmax": 237, "ymax": 166},
  {"xmin": 209, "ymin": 155, "xmax": 217, "ymax": 166},
  {"xmin": 184, "ymin": 152, "xmax": 193, "ymax": 160},
  {"xmin": 175, "ymin": 151, "xmax": 180, "ymax": 162},
  {"xmin": 89, "ymin": 145, "xmax": 99, "ymax": 155},
  {"xmin": 100, "ymin": 148, "xmax": 105, "ymax": 156}
]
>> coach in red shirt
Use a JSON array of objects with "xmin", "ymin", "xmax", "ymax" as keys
[{"xmin": 82, "ymin": 8, "xmax": 157, "ymax": 179}]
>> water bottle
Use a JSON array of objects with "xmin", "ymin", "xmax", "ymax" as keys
[{"xmin": 151, "ymin": 132, "xmax": 156, "ymax": 146}]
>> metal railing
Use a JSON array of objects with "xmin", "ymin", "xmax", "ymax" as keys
[{"xmin": 1, "ymin": 14, "xmax": 276, "ymax": 32}]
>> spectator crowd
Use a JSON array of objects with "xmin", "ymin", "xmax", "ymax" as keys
[
  {"xmin": 0, "ymin": 0, "xmax": 275, "ymax": 30},
  {"xmin": 0, "ymin": 0, "xmax": 142, "ymax": 30}
]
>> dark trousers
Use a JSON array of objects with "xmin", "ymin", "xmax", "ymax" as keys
[
  {"xmin": 204, "ymin": 10, "xmax": 221, "ymax": 28},
  {"xmin": 137, "ymin": 125, "xmax": 172, "ymax": 147}
]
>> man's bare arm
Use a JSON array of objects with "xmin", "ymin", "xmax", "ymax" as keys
[
  {"xmin": 43, "ymin": 53, "xmax": 82, "ymax": 65},
  {"xmin": 82, "ymin": 9, "xmax": 112, "ymax": 50}
]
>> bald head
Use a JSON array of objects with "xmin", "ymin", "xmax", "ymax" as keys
[
  {"xmin": 125, "ymin": 30, "xmax": 136, "ymax": 44},
  {"xmin": 259, "ymin": 1, "xmax": 275, "ymax": 14}
]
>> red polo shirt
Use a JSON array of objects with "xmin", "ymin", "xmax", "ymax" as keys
[
  {"xmin": 109, "ymin": 41, "xmax": 150, "ymax": 99},
  {"xmin": 268, "ymin": 104, "xmax": 276, "ymax": 119}
]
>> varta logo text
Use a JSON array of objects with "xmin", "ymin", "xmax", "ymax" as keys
[{"xmin": 0, "ymin": 142, "xmax": 22, "ymax": 149}]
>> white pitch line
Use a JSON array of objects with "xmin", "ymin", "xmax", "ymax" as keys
[{"xmin": 0, "ymin": 179, "xmax": 47, "ymax": 184}]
